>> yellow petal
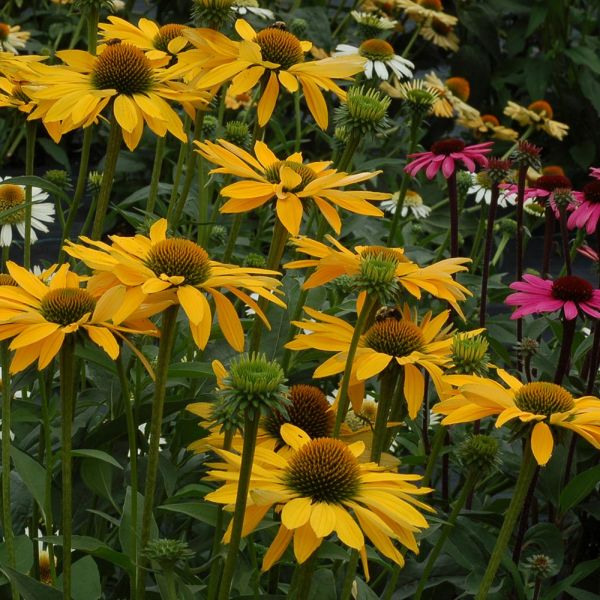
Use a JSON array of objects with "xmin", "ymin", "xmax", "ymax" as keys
[
  {"xmin": 177, "ymin": 285, "xmax": 207, "ymax": 325},
  {"xmin": 10, "ymin": 322, "xmax": 61, "ymax": 350},
  {"xmin": 404, "ymin": 363, "xmax": 424, "ymax": 419},
  {"xmin": 262, "ymin": 525, "xmax": 293, "ymax": 571},
  {"xmin": 309, "ymin": 502, "xmax": 337, "ymax": 538},
  {"xmin": 85, "ymin": 325, "xmax": 120, "ymax": 359},
  {"xmin": 355, "ymin": 351, "xmax": 393, "ymax": 380},
  {"xmin": 531, "ymin": 422, "xmax": 554, "ymax": 466},
  {"xmin": 210, "ymin": 289, "xmax": 244, "ymax": 352},
  {"xmin": 281, "ymin": 497, "xmax": 312, "ymax": 530},
  {"xmin": 113, "ymin": 94, "xmax": 139, "ymax": 133},
  {"xmin": 257, "ymin": 71, "xmax": 279, "ymax": 126},
  {"xmin": 275, "ymin": 194, "xmax": 302, "ymax": 236},
  {"xmin": 331, "ymin": 504, "xmax": 364, "ymax": 549},
  {"xmin": 293, "ymin": 521, "xmax": 321, "ymax": 564}
]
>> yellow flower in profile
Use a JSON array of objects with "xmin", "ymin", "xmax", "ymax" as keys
[
  {"xmin": 424, "ymin": 72, "xmax": 480, "ymax": 120},
  {"xmin": 456, "ymin": 113, "xmax": 518, "ymax": 141},
  {"xmin": 179, "ymin": 20, "xmax": 366, "ymax": 128},
  {"xmin": 98, "ymin": 17, "xmax": 190, "ymax": 63},
  {"xmin": 504, "ymin": 99, "xmax": 569, "ymax": 140},
  {"xmin": 396, "ymin": 0, "xmax": 458, "ymax": 27},
  {"xmin": 433, "ymin": 370, "xmax": 600, "ymax": 465},
  {"xmin": 0, "ymin": 22, "xmax": 30, "ymax": 55},
  {"xmin": 196, "ymin": 139, "xmax": 388, "ymax": 235},
  {"xmin": 205, "ymin": 423, "xmax": 432, "ymax": 577},
  {"xmin": 64, "ymin": 219, "xmax": 285, "ymax": 352},
  {"xmin": 25, "ymin": 42, "xmax": 209, "ymax": 150},
  {"xmin": 420, "ymin": 18, "xmax": 460, "ymax": 52},
  {"xmin": 287, "ymin": 304, "xmax": 469, "ymax": 416},
  {"xmin": 0, "ymin": 75, "xmax": 36, "ymax": 113},
  {"xmin": 0, "ymin": 262, "xmax": 158, "ymax": 373},
  {"xmin": 285, "ymin": 236, "xmax": 472, "ymax": 317}
]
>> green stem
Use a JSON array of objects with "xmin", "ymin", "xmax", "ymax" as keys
[
  {"xmin": 136, "ymin": 306, "xmax": 179, "ymax": 600},
  {"xmin": 423, "ymin": 424, "xmax": 446, "ymax": 487},
  {"xmin": 414, "ymin": 472, "xmax": 478, "ymax": 600},
  {"xmin": 59, "ymin": 127, "xmax": 94, "ymax": 260},
  {"xmin": 339, "ymin": 550, "xmax": 359, "ymax": 600},
  {"xmin": 197, "ymin": 155, "xmax": 210, "ymax": 248},
  {"xmin": 290, "ymin": 552, "xmax": 318, "ymax": 599},
  {"xmin": 475, "ymin": 442, "xmax": 537, "ymax": 600},
  {"xmin": 401, "ymin": 22, "xmax": 424, "ymax": 57},
  {"xmin": 23, "ymin": 121, "xmax": 36, "ymax": 270},
  {"xmin": 294, "ymin": 91, "xmax": 302, "ymax": 152},
  {"xmin": 370, "ymin": 370, "xmax": 399, "ymax": 462},
  {"xmin": 162, "ymin": 568, "xmax": 177, "ymax": 600},
  {"xmin": 1, "ymin": 343, "xmax": 18, "ymax": 600},
  {"xmin": 335, "ymin": 134, "xmax": 360, "ymax": 172},
  {"xmin": 216, "ymin": 412, "xmax": 261, "ymax": 600},
  {"xmin": 222, "ymin": 214, "xmax": 244, "ymax": 263},
  {"xmin": 91, "ymin": 113, "xmax": 122, "ymax": 240},
  {"xmin": 167, "ymin": 126, "xmax": 189, "ymax": 208},
  {"xmin": 117, "ymin": 356, "xmax": 138, "ymax": 597},
  {"xmin": 59, "ymin": 337, "xmax": 77, "ymax": 600},
  {"xmin": 86, "ymin": 5, "xmax": 99, "ymax": 53},
  {"xmin": 333, "ymin": 295, "xmax": 378, "ymax": 437},
  {"xmin": 146, "ymin": 135, "xmax": 166, "ymax": 216},
  {"xmin": 470, "ymin": 203, "xmax": 488, "ymax": 272},
  {"xmin": 501, "ymin": 124, "xmax": 535, "ymax": 160}
]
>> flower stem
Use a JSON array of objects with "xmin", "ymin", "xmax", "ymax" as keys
[
  {"xmin": 1, "ymin": 343, "xmax": 18, "ymax": 600},
  {"xmin": 371, "ymin": 369, "xmax": 399, "ymax": 462},
  {"xmin": 447, "ymin": 172, "xmax": 459, "ymax": 258},
  {"xmin": 401, "ymin": 22, "xmax": 424, "ymax": 57},
  {"xmin": 554, "ymin": 316, "xmax": 576, "ymax": 385},
  {"xmin": 515, "ymin": 165, "xmax": 527, "ymax": 366},
  {"xmin": 294, "ymin": 91, "xmax": 302, "ymax": 152},
  {"xmin": 23, "ymin": 120, "xmax": 36, "ymax": 269},
  {"xmin": 117, "ymin": 356, "xmax": 138, "ymax": 597},
  {"xmin": 479, "ymin": 184, "xmax": 500, "ymax": 327},
  {"xmin": 336, "ymin": 134, "xmax": 361, "ymax": 172},
  {"xmin": 332, "ymin": 295, "xmax": 378, "ymax": 438},
  {"xmin": 136, "ymin": 306, "xmax": 179, "ymax": 600},
  {"xmin": 59, "ymin": 127, "xmax": 94, "ymax": 260},
  {"xmin": 216, "ymin": 412, "xmax": 261, "ymax": 600},
  {"xmin": 221, "ymin": 214, "xmax": 244, "ymax": 263},
  {"xmin": 339, "ymin": 550, "xmax": 359, "ymax": 600},
  {"xmin": 146, "ymin": 135, "xmax": 166, "ymax": 216},
  {"xmin": 59, "ymin": 336, "xmax": 77, "ymax": 600},
  {"xmin": 558, "ymin": 205, "xmax": 571, "ymax": 275},
  {"xmin": 541, "ymin": 206, "xmax": 554, "ymax": 278},
  {"xmin": 474, "ymin": 441, "xmax": 537, "ymax": 600},
  {"xmin": 414, "ymin": 472, "xmax": 478, "ymax": 600},
  {"xmin": 290, "ymin": 551, "xmax": 318, "ymax": 599},
  {"xmin": 91, "ymin": 113, "xmax": 122, "ymax": 240},
  {"xmin": 423, "ymin": 424, "xmax": 446, "ymax": 487}
]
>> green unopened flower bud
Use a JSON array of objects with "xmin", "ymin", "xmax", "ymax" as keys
[
  {"xmin": 451, "ymin": 333, "xmax": 489, "ymax": 376},
  {"xmin": 456, "ymin": 171, "xmax": 472, "ymax": 198},
  {"xmin": 73, "ymin": 0, "xmax": 113, "ymax": 10},
  {"xmin": 288, "ymin": 18, "xmax": 307, "ymax": 39},
  {"xmin": 410, "ymin": 222, "xmax": 424, "ymax": 235},
  {"xmin": 202, "ymin": 114, "xmax": 219, "ymax": 139},
  {"xmin": 192, "ymin": 0, "xmax": 235, "ymax": 29},
  {"xmin": 457, "ymin": 434, "xmax": 500, "ymax": 475},
  {"xmin": 334, "ymin": 274, "xmax": 357, "ymax": 295},
  {"xmin": 553, "ymin": 188, "xmax": 574, "ymax": 211},
  {"xmin": 243, "ymin": 252, "xmax": 267, "ymax": 268},
  {"xmin": 351, "ymin": 11, "xmax": 398, "ymax": 39},
  {"xmin": 87, "ymin": 171, "xmax": 103, "ymax": 196},
  {"xmin": 334, "ymin": 125, "xmax": 351, "ymax": 145},
  {"xmin": 220, "ymin": 353, "xmax": 288, "ymax": 420},
  {"xmin": 515, "ymin": 337, "xmax": 539, "ymax": 358},
  {"xmin": 210, "ymin": 224, "xmax": 227, "ymax": 245},
  {"xmin": 44, "ymin": 169, "xmax": 72, "ymax": 190},
  {"xmin": 495, "ymin": 218, "xmax": 517, "ymax": 235},
  {"xmin": 334, "ymin": 86, "xmax": 391, "ymax": 138},
  {"xmin": 224, "ymin": 120, "xmax": 251, "ymax": 148},
  {"xmin": 142, "ymin": 539, "xmax": 194, "ymax": 570},
  {"xmin": 524, "ymin": 554, "xmax": 556, "ymax": 579},
  {"xmin": 355, "ymin": 246, "xmax": 404, "ymax": 301},
  {"xmin": 511, "ymin": 141, "xmax": 542, "ymax": 171},
  {"xmin": 395, "ymin": 80, "xmax": 440, "ymax": 118}
]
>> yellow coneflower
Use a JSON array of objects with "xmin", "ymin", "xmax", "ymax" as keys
[
  {"xmin": 395, "ymin": 0, "xmax": 458, "ymax": 27},
  {"xmin": 457, "ymin": 113, "xmax": 519, "ymax": 141},
  {"xmin": 420, "ymin": 18, "xmax": 460, "ymax": 52},
  {"xmin": 504, "ymin": 99, "xmax": 569, "ymax": 140},
  {"xmin": 205, "ymin": 423, "xmax": 433, "ymax": 577},
  {"xmin": 0, "ymin": 23, "xmax": 30, "ymax": 55},
  {"xmin": 64, "ymin": 219, "xmax": 286, "ymax": 352}
]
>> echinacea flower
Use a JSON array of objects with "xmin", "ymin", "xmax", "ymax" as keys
[
  {"xmin": 381, "ymin": 79, "xmax": 443, "ymax": 117},
  {"xmin": 457, "ymin": 113, "xmax": 518, "ymax": 142},
  {"xmin": 205, "ymin": 423, "xmax": 433, "ymax": 576},
  {"xmin": 505, "ymin": 274, "xmax": 600, "ymax": 320},
  {"xmin": 0, "ymin": 177, "xmax": 55, "ymax": 246},
  {"xmin": 334, "ymin": 39, "xmax": 414, "ymax": 80},
  {"xmin": 590, "ymin": 167, "xmax": 600, "ymax": 180},
  {"xmin": 286, "ymin": 303, "xmax": 472, "ymax": 416},
  {"xmin": 396, "ymin": 0, "xmax": 458, "ymax": 27},
  {"xmin": 405, "ymin": 138, "xmax": 493, "ymax": 179},
  {"xmin": 433, "ymin": 370, "xmax": 600, "ymax": 465},
  {"xmin": 467, "ymin": 172, "xmax": 517, "ymax": 208},
  {"xmin": 98, "ymin": 17, "xmax": 190, "ymax": 63},
  {"xmin": 195, "ymin": 139, "xmax": 388, "ymax": 235},
  {"xmin": 567, "ymin": 180, "xmax": 600, "ymax": 234},
  {"xmin": 381, "ymin": 189, "xmax": 431, "ymax": 218},
  {"xmin": 0, "ymin": 262, "xmax": 157, "ymax": 373},
  {"xmin": 284, "ymin": 236, "xmax": 472, "ymax": 316},
  {"xmin": 577, "ymin": 244, "xmax": 599, "ymax": 263},
  {"xmin": 0, "ymin": 23, "xmax": 30, "ymax": 55},
  {"xmin": 179, "ymin": 20, "xmax": 365, "ymax": 129},
  {"xmin": 351, "ymin": 10, "xmax": 398, "ymax": 33},
  {"xmin": 232, "ymin": 1, "xmax": 274, "ymax": 19},
  {"xmin": 419, "ymin": 18, "xmax": 460, "ymax": 52},
  {"xmin": 0, "ymin": 75, "xmax": 37, "ymax": 113},
  {"xmin": 25, "ymin": 42, "xmax": 209, "ymax": 150},
  {"xmin": 64, "ymin": 219, "xmax": 285, "ymax": 351},
  {"xmin": 504, "ymin": 99, "xmax": 569, "ymax": 140},
  {"xmin": 423, "ymin": 72, "xmax": 479, "ymax": 119}
]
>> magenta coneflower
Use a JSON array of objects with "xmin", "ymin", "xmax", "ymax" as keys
[
  {"xmin": 405, "ymin": 138, "xmax": 493, "ymax": 179},
  {"xmin": 567, "ymin": 180, "xmax": 600, "ymax": 234},
  {"xmin": 503, "ymin": 174, "xmax": 581, "ymax": 216},
  {"xmin": 506, "ymin": 274, "xmax": 600, "ymax": 320},
  {"xmin": 590, "ymin": 167, "xmax": 600, "ymax": 180}
]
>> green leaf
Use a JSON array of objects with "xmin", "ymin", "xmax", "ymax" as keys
[
  {"xmin": 0, "ymin": 566, "xmax": 62, "ymax": 600},
  {"xmin": 72, "ymin": 449, "xmax": 123, "ymax": 469},
  {"xmin": 119, "ymin": 487, "xmax": 158, "ymax": 560},
  {"xmin": 579, "ymin": 71, "xmax": 600, "ymax": 117},
  {"xmin": 542, "ymin": 559, "xmax": 600, "ymax": 600},
  {"xmin": 565, "ymin": 46, "xmax": 600, "ymax": 74},
  {"xmin": 158, "ymin": 502, "xmax": 219, "ymax": 526},
  {"xmin": 522, "ymin": 523, "xmax": 563, "ymax": 572},
  {"xmin": 559, "ymin": 465, "xmax": 600, "ymax": 515},
  {"xmin": 0, "ymin": 535, "xmax": 34, "ymax": 585},
  {"xmin": 57, "ymin": 557, "xmax": 101, "ymax": 600},
  {"xmin": 167, "ymin": 361, "xmax": 213, "ymax": 379},
  {"xmin": 10, "ymin": 446, "xmax": 47, "ymax": 519},
  {"xmin": 80, "ymin": 458, "xmax": 118, "ymax": 510},
  {"xmin": 526, "ymin": 3, "xmax": 548, "ymax": 36},
  {"xmin": 37, "ymin": 138, "xmax": 71, "ymax": 172},
  {"xmin": 41, "ymin": 535, "xmax": 133, "ymax": 574}
]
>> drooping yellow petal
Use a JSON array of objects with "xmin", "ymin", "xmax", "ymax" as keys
[
  {"xmin": 262, "ymin": 525, "xmax": 294, "ymax": 571},
  {"xmin": 85, "ymin": 325, "xmax": 120, "ymax": 359},
  {"xmin": 309, "ymin": 502, "xmax": 337, "ymax": 538},
  {"xmin": 209, "ymin": 288, "xmax": 244, "ymax": 352},
  {"xmin": 282, "ymin": 497, "xmax": 313, "ymax": 530},
  {"xmin": 531, "ymin": 422, "xmax": 554, "ymax": 466},
  {"xmin": 293, "ymin": 521, "xmax": 321, "ymax": 564},
  {"xmin": 404, "ymin": 363, "xmax": 425, "ymax": 419},
  {"xmin": 257, "ymin": 71, "xmax": 279, "ymax": 126}
]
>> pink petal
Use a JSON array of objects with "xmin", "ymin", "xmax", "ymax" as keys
[
  {"xmin": 563, "ymin": 301, "xmax": 578, "ymax": 320},
  {"xmin": 441, "ymin": 156, "xmax": 455, "ymax": 178}
]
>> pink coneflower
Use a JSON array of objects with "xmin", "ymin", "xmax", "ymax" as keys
[
  {"xmin": 404, "ymin": 138, "xmax": 493, "ymax": 179},
  {"xmin": 506, "ymin": 274, "xmax": 600, "ymax": 320},
  {"xmin": 590, "ymin": 167, "xmax": 600, "ymax": 180},
  {"xmin": 503, "ymin": 174, "xmax": 581, "ymax": 216},
  {"xmin": 567, "ymin": 180, "xmax": 600, "ymax": 234}
]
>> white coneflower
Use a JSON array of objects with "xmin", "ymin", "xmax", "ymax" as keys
[
  {"xmin": 381, "ymin": 190, "xmax": 431, "ymax": 218},
  {"xmin": 0, "ymin": 23, "xmax": 30, "ymax": 54},
  {"xmin": 467, "ymin": 172, "xmax": 516, "ymax": 208},
  {"xmin": 350, "ymin": 10, "xmax": 398, "ymax": 32},
  {"xmin": 0, "ymin": 177, "xmax": 55, "ymax": 246},
  {"xmin": 232, "ymin": 0, "xmax": 274, "ymax": 19},
  {"xmin": 335, "ymin": 39, "xmax": 414, "ymax": 80},
  {"xmin": 523, "ymin": 197, "xmax": 545, "ymax": 218}
]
